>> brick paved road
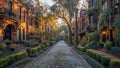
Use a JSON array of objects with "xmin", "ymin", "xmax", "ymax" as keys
[{"xmin": 25, "ymin": 41, "xmax": 93, "ymax": 68}]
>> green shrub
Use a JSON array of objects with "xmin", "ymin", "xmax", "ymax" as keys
[
  {"xmin": 27, "ymin": 47, "xmax": 38, "ymax": 56},
  {"xmin": 101, "ymin": 56, "xmax": 111, "ymax": 67},
  {"xmin": 30, "ymin": 36, "xmax": 41, "ymax": 42},
  {"xmin": 27, "ymin": 41, "xmax": 54, "ymax": 57},
  {"xmin": 52, "ymin": 41, "xmax": 56, "ymax": 44},
  {"xmin": 24, "ymin": 40, "xmax": 39, "ymax": 47},
  {"xmin": 87, "ymin": 32, "xmax": 98, "ymax": 41},
  {"xmin": 80, "ymin": 36, "xmax": 88, "ymax": 46},
  {"xmin": 104, "ymin": 41, "xmax": 112, "ymax": 50},
  {"xmin": 109, "ymin": 59, "xmax": 120, "ymax": 68},
  {"xmin": 4, "ymin": 39, "xmax": 12, "ymax": 45},
  {"xmin": 0, "ymin": 57, "xmax": 8, "ymax": 68},
  {"xmin": 86, "ymin": 49, "xmax": 105, "ymax": 62},
  {"xmin": 86, "ymin": 49, "xmax": 91, "ymax": 56},
  {"xmin": 37, "ymin": 46, "xmax": 42, "ymax": 51},
  {"xmin": 0, "ymin": 52, "xmax": 27, "ymax": 68},
  {"xmin": 86, "ymin": 49, "xmax": 96, "ymax": 58},
  {"xmin": 91, "ymin": 51, "xmax": 96, "ymax": 58},
  {"xmin": 76, "ymin": 46, "xmax": 86, "ymax": 52},
  {"xmin": 31, "ymin": 47, "xmax": 38, "ymax": 54},
  {"xmin": 0, "ymin": 42, "xmax": 6, "ymax": 51},
  {"xmin": 86, "ymin": 49, "xmax": 120, "ymax": 68},
  {"xmin": 41, "ymin": 41, "xmax": 55, "ymax": 47},
  {"xmin": 27, "ymin": 45, "xmax": 43, "ymax": 57},
  {"xmin": 95, "ymin": 53, "xmax": 105, "ymax": 62},
  {"xmin": 14, "ymin": 52, "xmax": 27, "ymax": 61},
  {"xmin": 89, "ymin": 41, "xmax": 100, "ymax": 50}
]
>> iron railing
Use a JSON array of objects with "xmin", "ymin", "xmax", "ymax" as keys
[{"xmin": 0, "ymin": 8, "xmax": 18, "ymax": 20}]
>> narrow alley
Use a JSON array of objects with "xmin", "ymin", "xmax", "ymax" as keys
[{"xmin": 25, "ymin": 41, "xmax": 92, "ymax": 68}]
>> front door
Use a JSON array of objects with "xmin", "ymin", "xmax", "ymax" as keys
[{"xmin": 3, "ymin": 25, "xmax": 12, "ymax": 40}]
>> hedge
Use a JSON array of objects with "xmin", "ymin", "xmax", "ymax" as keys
[
  {"xmin": 27, "ymin": 46, "xmax": 41, "ymax": 57},
  {"xmin": 23, "ymin": 40, "xmax": 39, "ymax": 47},
  {"xmin": 0, "ymin": 52, "xmax": 27, "ymax": 68},
  {"xmin": 27, "ymin": 42, "xmax": 53, "ymax": 57},
  {"xmin": 101, "ymin": 55, "xmax": 111, "ymax": 67},
  {"xmin": 95, "ymin": 53, "xmax": 105, "ymax": 62},
  {"xmin": 86, "ymin": 49, "xmax": 106, "ymax": 62},
  {"xmin": 85, "ymin": 49, "xmax": 120, "ymax": 68},
  {"xmin": 75, "ymin": 46, "xmax": 86, "ymax": 52},
  {"xmin": 109, "ymin": 59, "xmax": 120, "ymax": 68}
]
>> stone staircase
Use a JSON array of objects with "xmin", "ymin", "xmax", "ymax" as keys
[{"xmin": 15, "ymin": 44, "xmax": 26, "ymax": 52}]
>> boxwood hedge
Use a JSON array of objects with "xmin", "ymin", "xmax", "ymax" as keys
[
  {"xmin": 0, "ymin": 52, "xmax": 27, "ymax": 68},
  {"xmin": 101, "ymin": 55, "xmax": 111, "ymax": 67},
  {"xmin": 75, "ymin": 46, "xmax": 86, "ymax": 52},
  {"xmin": 86, "ymin": 49, "xmax": 120, "ymax": 68},
  {"xmin": 109, "ymin": 59, "xmax": 120, "ymax": 68}
]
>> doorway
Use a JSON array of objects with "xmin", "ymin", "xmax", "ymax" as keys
[{"xmin": 3, "ymin": 25, "xmax": 14, "ymax": 40}]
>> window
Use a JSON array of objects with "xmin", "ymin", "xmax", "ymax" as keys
[
  {"xmin": 19, "ymin": 7, "xmax": 21, "ymax": 20},
  {"xmin": 93, "ymin": 0, "xmax": 97, "ymax": 6},
  {"xmin": 110, "ymin": 0, "xmax": 119, "ymax": 14},
  {"xmin": 114, "ymin": 0, "xmax": 119, "ymax": 5},
  {"xmin": 7, "ymin": 2, "xmax": 12, "ymax": 10},
  {"xmin": 81, "ymin": 10, "xmax": 86, "ymax": 15}
]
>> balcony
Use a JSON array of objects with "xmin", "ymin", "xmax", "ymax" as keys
[{"xmin": 0, "ymin": 8, "xmax": 18, "ymax": 21}]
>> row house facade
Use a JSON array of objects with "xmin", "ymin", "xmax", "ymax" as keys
[
  {"xmin": 78, "ymin": 9, "xmax": 89, "ymax": 41},
  {"xmin": 88, "ymin": 0, "xmax": 120, "ymax": 43},
  {"xmin": 88, "ymin": 0, "xmax": 98, "ymax": 24},
  {"xmin": 0, "ymin": 0, "xmax": 39, "ymax": 42}
]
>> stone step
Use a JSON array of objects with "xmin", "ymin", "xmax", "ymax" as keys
[{"xmin": 15, "ymin": 44, "xmax": 26, "ymax": 52}]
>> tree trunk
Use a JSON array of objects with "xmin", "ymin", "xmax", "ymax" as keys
[
  {"xmin": 67, "ymin": 23, "xmax": 72, "ymax": 46},
  {"xmin": 58, "ymin": 16, "xmax": 72, "ymax": 45}
]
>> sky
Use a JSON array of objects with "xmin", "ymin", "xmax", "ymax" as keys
[
  {"xmin": 39, "ymin": 0, "xmax": 87, "ymax": 26},
  {"xmin": 39, "ymin": 0, "xmax": 64, "ymax": 26},
  {"xmin": 39, "ymin": 0, "xmax": 54, "ymax": 6}
]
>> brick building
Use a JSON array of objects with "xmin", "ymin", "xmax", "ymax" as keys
[
  {"xmin": 88, "ymin": 0, "xmax": 98, "ymax": 24},
  {"xmin": 0, "ymin": 0, "xmax": 39, "ymax": 41},
  {"xmin": 78, "ymin": 9, "xmax": 89, "ymax": 41},
  {"xmin": 87, "ymin": 0, "xmax": 120, "ymax": 43}
]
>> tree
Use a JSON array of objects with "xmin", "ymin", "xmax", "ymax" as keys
[
  {"xmin": 50, "ymin": 0, "xmax": 79, "ymax": 45},
  {"xmin": 37, "ymin": 5, "xmax": 58, "ymax": 41}
]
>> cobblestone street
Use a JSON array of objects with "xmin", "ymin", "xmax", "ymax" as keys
[{"xmin": 25, "ymin": 41, "xmax": 93, "ymax": 68}]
